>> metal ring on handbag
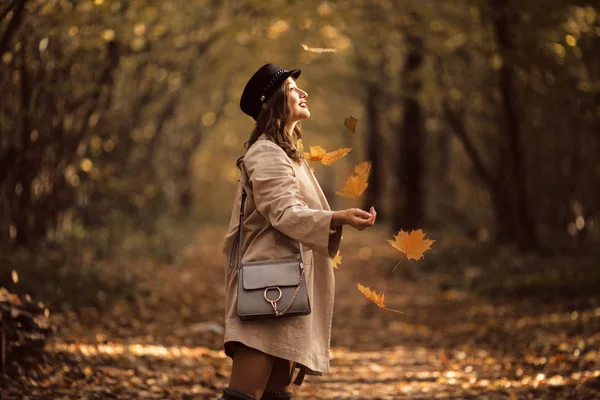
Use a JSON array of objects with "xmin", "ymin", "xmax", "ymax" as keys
[
  {"xmin": 264, "ymin": 287, "xmax": 282, "ymax": 302},
  {"xmin": 264, "ymin": 287, "xmax": 283, "ymax": 314}
]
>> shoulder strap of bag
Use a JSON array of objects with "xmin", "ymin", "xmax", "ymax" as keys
[
  {"xmin": 229, "ymin": 161, "xmax": 304, "ymax": 268},
  {"xmin": 293, "ymin": 364, "xmax": 307, "ymax": 386},
  {"xmin": 228, "ymin": 186, "xmax": 246, "ymax": 269}
]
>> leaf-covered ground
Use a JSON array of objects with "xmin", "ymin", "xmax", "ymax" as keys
[{"xmin": 3, "ymin": 226, "xmax": 599, "ymax": 399}]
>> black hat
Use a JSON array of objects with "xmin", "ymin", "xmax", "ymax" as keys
[{"xmin": 240, "ymin": 63, "xmax": 301, "ymax": 120}]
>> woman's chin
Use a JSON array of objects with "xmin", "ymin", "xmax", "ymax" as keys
[{"xmin": 290, "ymin": 110, "xmax": 311, "ymax": 122}]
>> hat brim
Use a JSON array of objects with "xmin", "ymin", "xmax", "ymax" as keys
[
  {"xmin": 274, "ymin": 68, "xmax": 301, "ymax": 91},
  {"xmin": 289, "ymin": 68, "xmax": 301, "ymax": 80}
]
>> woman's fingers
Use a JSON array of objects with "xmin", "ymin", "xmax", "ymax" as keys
[
  {"xmin": 351, "ymin": 209, "xmax": 370, "ymax": 219},
  {"xmin": 343, "ymin": 207, "xmax": 377, "ymax": 230},
  {"xmin": 358, "ymin": 207, "xmax": 376, "ymax": 230}
]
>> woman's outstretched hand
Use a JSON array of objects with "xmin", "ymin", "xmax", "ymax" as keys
[{"xmin": 331, "ymin": 207, "xmax": 377, "ymax": 231}]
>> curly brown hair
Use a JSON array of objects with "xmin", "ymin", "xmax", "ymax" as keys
[{"xmin": 237, "ymin": 79, "xmax": 303, "ymax": 169}]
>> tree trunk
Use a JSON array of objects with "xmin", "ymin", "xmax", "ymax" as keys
[
  {"xmin": 393, "ymin": 32, "xmax": 425, "ymax": 232},
  {"xmin": 363, "ymin": 81, "xmax": 383, "ymax": 215},
  {"xmin": 490, "ymin": 0, "xmax": 538, "ymax": 249}
]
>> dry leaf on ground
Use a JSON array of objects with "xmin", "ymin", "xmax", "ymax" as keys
[
  {"xmin": 387, "ymin": 229, "xmax": 435, "ymax": 261},
  {"xmin": 336, "ymin": 161, "xmax": 371, "ymax": 198}
]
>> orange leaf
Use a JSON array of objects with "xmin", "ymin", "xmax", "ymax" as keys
[
  {"xmin": 331, "ymin": 252, "xmax": 342, "ymax": 269},
  {"xmin": 335, "ymin": 161, "xmax": 371, "ymax": 198},
  {"xmin": 304, "ymin": 145, "xmax": 352, "ymax": 166},
  {"xmin": 357, "ymin": 282, "xmax": 385, "ymax": 307},
  {"xmin": 387, "ymin": 229, "xmax": 435, "ymax": 261},
  {"xmin": 304, "ymin": 145, "xmax": 327, "ymax": 162},
  {"xmin": 344, "ymin": 115, "xmax": 358, "ymax": 133},
  {"xmin": 295, "ymin": 138, "xmax": 304, "ymax": 154},
  {"xmin": 301, "ymin": 43, "xmax": 337, "ymax": 53},
  {"xmin": 321, "ymin": 148, "xmax": 352, "ymax": 166},
  {"xmin": 356, "ymin": 283, "xmax": 405, "ymax": 314}
]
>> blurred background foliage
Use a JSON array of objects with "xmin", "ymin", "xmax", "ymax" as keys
[{"xmin": 0, "ymin": 0, "xmax": 598, "ymax": 307}]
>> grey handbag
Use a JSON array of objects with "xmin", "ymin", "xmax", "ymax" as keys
[{"xmin": 229, "ymin": 187, "xmax": 311, "ymax": 321}]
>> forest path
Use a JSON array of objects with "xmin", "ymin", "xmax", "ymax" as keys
[{"xmin": 6, "ymin": 226, "xmax": 600, "ymax": 399}]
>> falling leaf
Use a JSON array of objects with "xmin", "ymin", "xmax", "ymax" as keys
[
  {"xmin": 331, "ymin": 252, "xmax": 342, "ymax": 269},
  {"xmin": 357, "ymin": 283, "xmax": 385, "ymax": 307},
  {"xmin": 300, "ymin": 43, "xmax": 337, "ymax": 53},
  {"xmin": 304, "ymin": 146, "xmax": 352, "ymax": 166},
  {"xmin": 321, "ymin": 148, "xmax": 352, "ymax": 166},
  {"xmin": 304, "ymin": 145, "xmax": 327, "ymax": 162},
  {"xmin": 387, "ymin": 229, "xmax": 435, "ymax": 261},
  {"xmin": 344, "ymin": 115, "xmax": 358, "ymax": 133},
  {"xmin": 336, "ymin": 161, "xmax": 371, "ymax": 198},
  {"xmin": 356, "ymin": 283, "xmax": 405, "ymax": 314},
  {"xmin": 295, "ymin": 138, "xmax": 304, "ymax": 154},
  {"xmin": 11, "ymin": 270, "xmax": 18, "ymax": 284}
]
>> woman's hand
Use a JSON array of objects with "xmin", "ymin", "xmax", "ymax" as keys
[{"xmin": 331, "ymin": 207, "xmax": 377, "ymax": 231}]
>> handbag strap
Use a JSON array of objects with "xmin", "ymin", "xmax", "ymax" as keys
[{"xmin": 229, "ymin": 164, "xmax": 305, "ymax": 269}]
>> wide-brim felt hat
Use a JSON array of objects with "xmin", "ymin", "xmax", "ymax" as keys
[{"xmin": 240, "ymin": 63, "xmax": 301, "ymax": 120}]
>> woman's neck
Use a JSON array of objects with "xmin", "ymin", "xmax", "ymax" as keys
[{"xmin": 285, "ymin": 121, "xmax": 297, "ymax": 138}]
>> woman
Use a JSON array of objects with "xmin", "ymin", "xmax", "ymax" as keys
[{"xmin": 220, "ymin": 63, "xmax": 377, "ymax": 400}]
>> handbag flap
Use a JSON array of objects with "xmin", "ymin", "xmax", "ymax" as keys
[{"xmin": 242, "ymin": 260, "xmax": 302, "ymax": 290}]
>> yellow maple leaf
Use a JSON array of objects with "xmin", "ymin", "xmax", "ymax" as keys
[
  {"xmin": 356, "ymin": 283, "xmax": 405, "ymax": 314},
  {"xmin": 321, "ymin": 148, "xmax": 352, "ymax": 166},
  {"xmin": 357, "ymin": 282, "xmax": 385, "ymax": 307},
  {"xmin": 387, "ymin": 229, "xmax": 435, "ymax": 261},
  {"xmin": 304, "ymin": 145, "xmax": 326, "ymax": 162},
  {"xmin": 336, "ymin": 161, "xmax": 371, "ymax": 198},
  {"xmin": 344, "ymin": 115, "xmax": 358, "ymax": 133},
  {"xmin": 304, "ymin": 145, "xmax": 352, "ymax": 166},
  {"xmin": 331, "ymin": 252, "xmax": 342, "ymax": 269},
  {"xmin": 295, "ymin": 138, "xmax": 304, "ymax": 154}
]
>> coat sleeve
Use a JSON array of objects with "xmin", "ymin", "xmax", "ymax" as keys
[{"xmin": 244, "ymin": 141, "xmax": 340, "ymax": 258}]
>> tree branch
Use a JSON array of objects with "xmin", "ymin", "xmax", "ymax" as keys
[
  {"xmin": 442, "ymin": 100, "xmax": 496, "ymax": 188},
  {"xmin": 0, "ymin": 1, "xmax": 16, "ymax": 23},
  {"xmin": 0, "ymin": 0, "xmax": 27, "ymax": 55},
  {"xmin": 434, "ymin": 56, "xmax": 496, "ymax": 189},
  {"xmin": 67, "ymin": 40, "xmax": 120, "ymax": 156}
]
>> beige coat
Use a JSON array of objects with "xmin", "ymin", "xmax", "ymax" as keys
[{"xmin": 222, "ymin": 135, "xmax": 343, "ymax": 379}]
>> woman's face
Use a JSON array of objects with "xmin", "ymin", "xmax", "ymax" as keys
[{"xmin": 286, "ymin": 77, "xmax": 310, "ymax": 122}]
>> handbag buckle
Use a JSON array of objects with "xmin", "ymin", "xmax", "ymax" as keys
[{"xmin": 264, "ymin": 287, "xmax": 283, "ymax": 315}]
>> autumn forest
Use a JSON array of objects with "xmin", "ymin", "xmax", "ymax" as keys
[{"xmin": 1, "ymin": 0, "xmax": 599, "ymax": 398}]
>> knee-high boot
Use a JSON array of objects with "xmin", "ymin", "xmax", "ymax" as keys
[
  {"xmin": 219, "ymin": 387, "xmax": 257, "ymax": 400},
  {"xmin": 260, "ymin": 390, "xmax": 293, "ymax": 399}
]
